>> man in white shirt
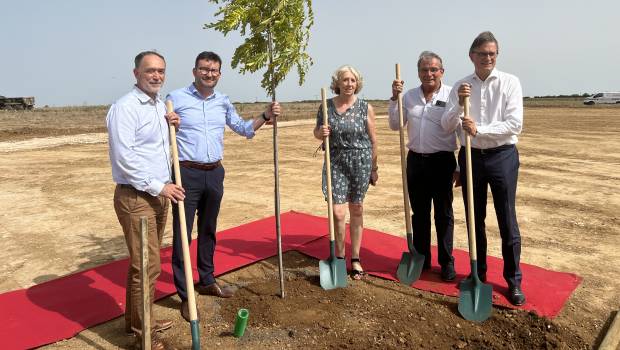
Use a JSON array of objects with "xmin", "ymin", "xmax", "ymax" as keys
[
  {"xmin": 389, "ymin": 51, "xmax": 458, "ymax": 282},
  {"xmin": 441, "ymin": 31, "xmax": 525, "ymax": 306},
  {"xmin": 107, "ymin": 51, "xmax": 185, "ymax": 349}
]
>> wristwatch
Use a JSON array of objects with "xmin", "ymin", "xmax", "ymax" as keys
[{"xmin": 261, "ymin": 112, "xmax": 270, "ymax": 121}]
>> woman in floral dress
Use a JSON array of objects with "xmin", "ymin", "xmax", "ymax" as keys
[{"xmin": 313, "ymin": 65, "xmax": 378, "ymax": 280}]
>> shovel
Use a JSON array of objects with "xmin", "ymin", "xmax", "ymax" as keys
[
  {"xmin": 318, "ymin": 87, "xmax": 347, "ymax": 290},
  {"xmin": 457, "ymin": 96, "xmax": 493, "ymax": 322},
  {"xmin": 394, "ymin": 64, "xmax": 425, "ymax": 285},
  {"xmin": 166, "ymin": 101, "xmax": 201, "ymax": 349}
]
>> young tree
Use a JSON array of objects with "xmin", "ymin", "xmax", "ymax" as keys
[
  {"xmin": 205, "ymin": 0, "xmax": 315, "ymax": 298},
  {"xmin": 204, "ymin": 0, "xmax": 314, "ymax": 99}
]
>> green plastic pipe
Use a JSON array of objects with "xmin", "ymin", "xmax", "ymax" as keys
[{"xmin": 234, "ymin": 308, "xmax": 249, "ymax": 338}]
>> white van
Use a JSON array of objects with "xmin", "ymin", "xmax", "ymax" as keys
[{"xmin": 583, "ymin": 92, "xmax": 620, "ymax": 105}]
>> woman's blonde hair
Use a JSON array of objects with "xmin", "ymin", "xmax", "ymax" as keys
[{"xmin": 330, "ymin": 65, "xmax": 363, "ymax": 95}]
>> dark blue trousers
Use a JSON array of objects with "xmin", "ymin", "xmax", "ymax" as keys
[
  {"xmin": 171, "ymin": 165, "xmax": 225, "ymax": 301},
  {"xmin": 458, "ymin": 144, "xmax": 522, "ymax": 288},
  {"xmin": 407, "ymin": 150, "xmax": 456, "ymax": 268}
]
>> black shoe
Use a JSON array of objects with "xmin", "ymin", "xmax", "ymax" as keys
[
  {"xmin": 508, "ymin": 286, "xmax": 526, "ymax": 306},
  {"xmin": 440, "ymin": 264, "xmax": 456, "ymax": 282},
  {"xmin": 478, "ymin": 271, "xmax": 487, "ymax": 283},
  {"xmin": 350, "ymin": 258, "xmax": 365, "ymax": 281}
]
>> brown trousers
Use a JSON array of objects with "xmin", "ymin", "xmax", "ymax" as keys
[{"xmin": 113, "ymin": 185, "xmax": 169, "ymax": 335}]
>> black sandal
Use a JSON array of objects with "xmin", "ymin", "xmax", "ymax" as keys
[{"xmin": 350, "ymin": 258, "xmax": 365, "ymax": 280}]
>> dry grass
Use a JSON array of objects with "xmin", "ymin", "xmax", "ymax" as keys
[
  {"xmin": 232, "ymin": 100, "xmax": 390, "ymax": 121},
  {"xmin": 2, "ymin": 100, "xmax": 619, "ymax": 349},
  {"xmin": 0, "ymin": 101, "xmax": 390, "ymax": 141},
  {"xmin": 1, "ymin": 98, "xmax": 616, "ymax": 142}
]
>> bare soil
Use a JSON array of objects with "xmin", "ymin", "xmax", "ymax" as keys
[{"xmin": 1, "ymin": 101, "xmax": 618, "ymax": 349}]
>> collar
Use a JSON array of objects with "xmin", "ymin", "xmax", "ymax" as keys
[
  {"xmin": 472, "ymin": 68, "xmax": 499, "ymax": 83},
  {"xmin": 132, "ymin": 85, "xmax": 160, "ymax": 104},
  {"xmin": 417, "ymin": 83, "xmax": 443, "ymax": 103},
  {"xmin": 189, "ymin": 83, "xmax": 218, "ymax": 100}
]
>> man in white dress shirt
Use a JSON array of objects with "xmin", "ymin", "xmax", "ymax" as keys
[
  {"xmin": 441, "ymin": 31, "xmax": 526, "ymax": 306},
  {"xmin": 107, "ymin": 50, "xmax": 185, "ymax": 349},
  {"xmin": 389, "ymin": 51, "xmax": 458, "ymax": 282}
]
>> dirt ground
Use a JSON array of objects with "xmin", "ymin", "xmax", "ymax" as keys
[{"xmin": 0, "ymin": 102, "xmax": 618, "ymax": 349}]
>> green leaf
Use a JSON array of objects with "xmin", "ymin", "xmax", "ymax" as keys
[{"xmin": 205, "ymin": 0, "xmax": 314, "ymax": 99}]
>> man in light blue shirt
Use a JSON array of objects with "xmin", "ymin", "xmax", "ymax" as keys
[
  {"xmin": 107, "ymin": 51, "xmax": 185, "ymax": 348},
  {"xmin": 167, "ymin": 51, "xmax": 281, "ymax": 322}
]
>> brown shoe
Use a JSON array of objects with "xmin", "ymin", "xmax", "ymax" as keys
[
  {"xmin": 180, "ymin": 300, "xmax": 201, "ymax": 322},
  {"xmin": 181, "ymin": 300, "xmax": 190, "ymax": 322},
  {"xmin": 133, "ymin": 334, "xmax": 166, "ymax": 350},
  {"xmin": 195, "ymin": 282, "xmax": 234, "ymax": 298},
  {"xmin": 153, "ymin": 319, "xmax": 173, "ymax": 333},
  {"xmin": 125, "ymin": 319, "xmax": 173, "ymax": 336}
]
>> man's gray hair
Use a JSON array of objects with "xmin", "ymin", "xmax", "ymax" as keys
[
  {"xmin": 417, "ymin": 51, "xmax": 443, "ymax": 70},
  {"xmin": 469, "ymin": 31, "xmax": 499, "ymax": 54},
  {"xmin": 134, "ymin": 50, "xmax": 165, "ymax": 69}
]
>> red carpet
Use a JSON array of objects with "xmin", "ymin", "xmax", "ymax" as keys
[{"xmin": 1, "ymin": 211, "xmax": 581, "ymax": 349}]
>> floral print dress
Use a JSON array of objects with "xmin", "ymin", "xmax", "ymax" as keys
[{"xmin": 316, "ymin": 98, "xmax": 372, "ymax": 204}]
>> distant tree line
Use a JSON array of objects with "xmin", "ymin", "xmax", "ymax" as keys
[{"xmin": 525, "ymin": 93, "xmax": 590, "ymax": 99}]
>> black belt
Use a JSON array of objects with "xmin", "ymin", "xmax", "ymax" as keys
[
  {"xmin": 466, "ymin": 144, "xmax": 515, "ymax": 155},
  {"xmin": 409, "ymin": 150, "xmax": 454, "ymax": 158},
  {"xmin": 179, "ymin": 160, "xmax": 222, "ymax": 171}
]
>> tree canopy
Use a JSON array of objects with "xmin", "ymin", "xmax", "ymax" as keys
[{"xmin": 205, "ymin": 0, "xmax": 314, "ymax": 98}]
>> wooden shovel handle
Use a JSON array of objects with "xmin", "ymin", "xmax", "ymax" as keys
[
  {"xmin": 321, "ymin": 88, "xmax": 336, "ymax": 242},
  {"xmin": 166, "ymin": 101, "xmax": 183, "ymax": 188},
  {"xmin": 165, "ymin": 101, "xmax": 199, "ymax": 321},
  {"xmin": 395, "ymin": 64, "xmax": 412, "ymax": 234},
  {"xmin": 140, "ymin": 217, "xmax": 151, "ymax": 349},
  {"xmin": 463, "ymin": 97, "xmax": 477, "ymax": 261}
]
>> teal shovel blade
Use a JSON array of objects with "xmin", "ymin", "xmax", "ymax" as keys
[
  {"xmin": 319, "ymin": 257, "xmax": 347, "ymax": 290},
  {"xmin": 396, "ymin": 250, "xmax": 425, "ymax": 285},
  {"xmin": 458, "ymin": 275, "xmax": 493, "ymax": 322},
  {"xmin": 396, "ymin": 233, "xmax": 425, "ymax": 285}
]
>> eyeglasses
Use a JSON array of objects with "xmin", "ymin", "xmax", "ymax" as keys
[
  {"xmin": 473, "ymin": 51, "xmax": 497, "ymax": 58},
  {"xmin": 196, "ymin": 67, "xmax": 220, "ymax": 75},
  {"xmin": 418, "ymin": 67, "xmax": 443, "ymax": 74}
]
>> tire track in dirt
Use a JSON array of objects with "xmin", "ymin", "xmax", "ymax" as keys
[{"xmin": 0, "ymin": 133, "xmax": 108, "ymax": 152}]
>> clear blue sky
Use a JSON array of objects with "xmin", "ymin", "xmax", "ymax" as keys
[{"xmin": 1, "ymin": 0, "xmax": 618, "ymax": 106}]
